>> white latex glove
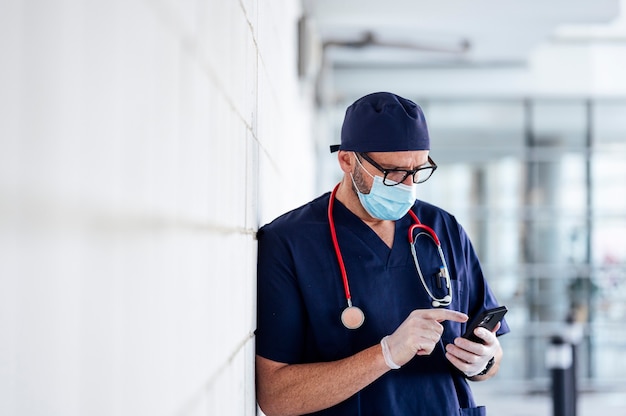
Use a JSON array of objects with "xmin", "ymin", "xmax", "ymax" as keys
[
  {"xmin": 445, "ymin": 322, "xmax": 502, "ymax": 377},
  {"xmin": 384, "ymin": 309, "xmax": 468, "ymax": 368}
]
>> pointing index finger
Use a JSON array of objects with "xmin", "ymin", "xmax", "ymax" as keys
[{"xmin": 428, "ymin": 309, "xmax": 469, "ymax": 323}]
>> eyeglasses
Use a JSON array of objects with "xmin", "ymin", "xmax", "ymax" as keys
[{"xmin": 356, "ymin": 152, "xmax": 438, "ymax": 186}]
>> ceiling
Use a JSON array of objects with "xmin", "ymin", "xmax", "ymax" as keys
[
  {"xmin": 304, "ymin": 0, "xmax": 620, "ymax": 68},
  {"xmin": 302, "ymin": 0, "xmax": 623, "ymax": 104}
]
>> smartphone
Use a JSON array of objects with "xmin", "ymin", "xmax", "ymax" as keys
[{"xmin": 462, "ymin": 306, "xmax": 508, "ymax": 344}]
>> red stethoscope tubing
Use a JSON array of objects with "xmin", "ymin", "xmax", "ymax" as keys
[
  {"xmin": 407, "ymin": 211, "xmax": 441, "ymax": 246},
  {"xmin": 328, "ymin": 184, "xmax": 352, "ymax": 302}
]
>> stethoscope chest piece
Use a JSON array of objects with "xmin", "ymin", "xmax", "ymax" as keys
[{"xmin": 341, "ymin": 305, "xmax": 365, "ymax": 330}]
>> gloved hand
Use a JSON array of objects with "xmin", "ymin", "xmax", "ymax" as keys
[
  {"xmin": 383, "ymin": 309, "xmax": 468, "ymax": 368},
  {"xmin": 445, "ymin": 322, "xmax": 502, "ymax": 378}
]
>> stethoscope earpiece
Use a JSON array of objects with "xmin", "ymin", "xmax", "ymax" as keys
[{"xmin": 431, "ymin": 295, "xmax": 452, "ymax": 308}]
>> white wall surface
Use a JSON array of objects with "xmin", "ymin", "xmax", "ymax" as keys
[{"xmin": 0, "ymin": 1, "xmax": 315, "ymax": 415}]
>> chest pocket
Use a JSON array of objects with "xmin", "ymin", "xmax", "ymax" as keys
[{"xmin": 460, "ymin": 406, "xmax": 487, "ymax": 415}]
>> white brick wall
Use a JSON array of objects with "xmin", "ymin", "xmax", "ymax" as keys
[{"xmin": 0, "ymin": 0, "xmax": 315, "ymax": 415}]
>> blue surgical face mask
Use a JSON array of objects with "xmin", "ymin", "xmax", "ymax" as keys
[{"xmin": 351, "ymin": 155, "xmax": 417, "ymax": 220}]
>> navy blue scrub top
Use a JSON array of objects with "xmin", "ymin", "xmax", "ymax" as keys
[{"xmin": 256, "ymin": 192, "xmax": 510, "ymax": 416}]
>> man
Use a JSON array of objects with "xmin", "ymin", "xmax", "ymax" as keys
[{"xmin": 256, "ymin": 92, "xmax": 510, "ymax": 415}]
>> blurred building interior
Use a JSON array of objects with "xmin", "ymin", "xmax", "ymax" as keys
[{"xmin": 2, "ymin": 0, "xmax": 626, "ymax": 415}]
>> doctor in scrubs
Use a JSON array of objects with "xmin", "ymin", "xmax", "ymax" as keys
[{"xmin": 256, "ymin": 92, "xmax": 510, "ymax": 416}]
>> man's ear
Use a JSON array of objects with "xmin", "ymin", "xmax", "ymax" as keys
[{"xmin": 337, "ymin": 151, "xmax": 355, "ymax": 174}]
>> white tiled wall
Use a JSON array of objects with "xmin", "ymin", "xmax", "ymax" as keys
[{"xmin": 0, "ymin": 0, "xmax": 315, "ymax": 415}]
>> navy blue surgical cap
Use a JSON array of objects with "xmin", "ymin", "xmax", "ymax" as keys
[{"xmin": 330, "ymin": 92, "xmax": 430, "ymax": 153}]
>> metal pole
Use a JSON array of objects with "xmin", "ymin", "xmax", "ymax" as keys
[
  {"xmin": 547, "ymin": 335, "xmax": 573, "ymax": 416},
  {"xmin": 565, "ymin": 320, "xmax": 584, "ymax": 416}
]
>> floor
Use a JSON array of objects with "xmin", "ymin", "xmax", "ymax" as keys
[{"xmin": 471, "ymin": 381, "xmax": 626, "ymax": 415}]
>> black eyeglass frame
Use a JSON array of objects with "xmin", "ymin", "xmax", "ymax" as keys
[{"xmin": 356, "ymin": 152, "xmax": 438, "ymax": 186}]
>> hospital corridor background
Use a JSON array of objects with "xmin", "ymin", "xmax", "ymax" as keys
[{"xmin": 2, "ymin": 0, "xmax": 626, "ymax": 415}]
